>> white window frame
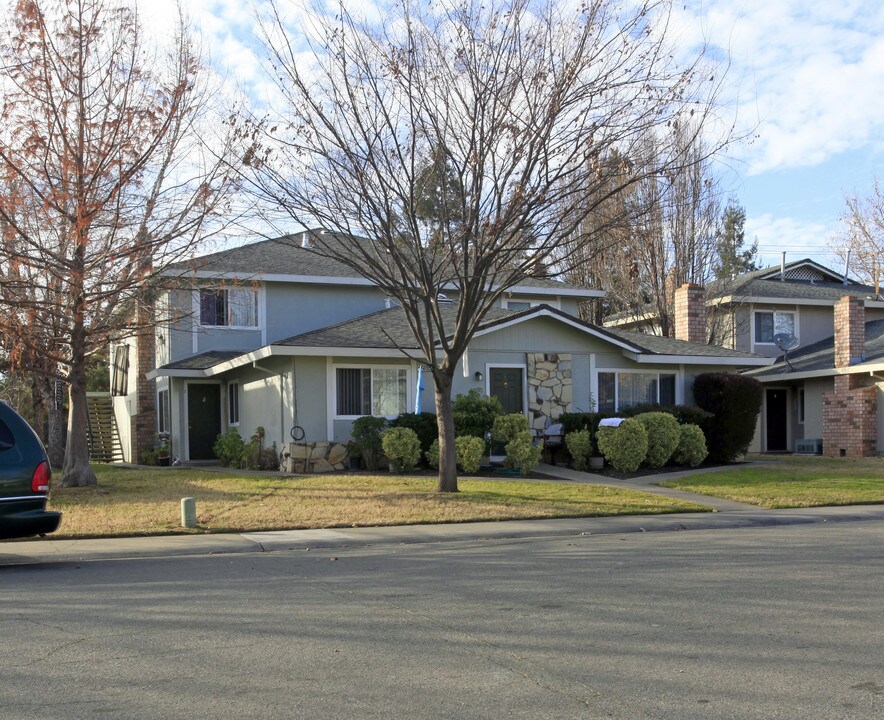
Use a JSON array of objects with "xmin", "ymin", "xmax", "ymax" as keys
[
  {"xmin": 331, "ymin": 364, "xmax": 412, "ymax": 420},
  {"xmin": 157, "ymin": 388, "xmax": 171, "ymax": 434},
  {"xmin": 195, "ymin": 286, "xmax": 261, "ymax": 330},
  {"xmin": 752, "ymin": 309, "xmax": 797, "ymax": 346},
  {"xmin": 595, "ymin": 369, "xmax": 679, "ymax": 413},
  {"xmin": 228, "ymin": 381, "xmax": 240, "ymax": 427},
  {"xmin": 797, "ymin": 387, "xmax": 805, "ymax": 425}
]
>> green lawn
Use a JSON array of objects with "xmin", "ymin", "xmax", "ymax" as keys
[
  {"xmin": 660, "ymin": 455, "xmax": 884, "ymax": 508},
  {"xmin": 45, "ymin": 465, "xmax": 708, "ymax": 538}
]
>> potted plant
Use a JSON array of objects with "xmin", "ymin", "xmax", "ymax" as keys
[{"xmin": 157, "ymin": 434, "xmax": 171, "ymax": 467}]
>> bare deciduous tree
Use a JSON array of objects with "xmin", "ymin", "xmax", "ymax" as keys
[
  {"xmin": 831, "ymin": 178, "xmax": 884, "ymax": 295},
  {"xmin": 243, "ymin": 0, "xmax": 724, "ymax": 491},
  {"xmin": 0, "ymin": 0, "xmax": 239, "ymax": 486}
]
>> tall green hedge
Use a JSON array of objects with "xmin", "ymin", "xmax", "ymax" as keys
[{"xmin": 692, "ymin": 373, "xmax": 763, "ymax": 463}]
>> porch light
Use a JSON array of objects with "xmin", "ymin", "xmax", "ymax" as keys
[{"xmin": 474, "ymin": 371, "xmax": 484, "ymax": 382}]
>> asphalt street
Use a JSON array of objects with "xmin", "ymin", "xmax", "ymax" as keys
[{"xmin": 2, "ymin": 521, "xmax": 882, "ymax": 719}]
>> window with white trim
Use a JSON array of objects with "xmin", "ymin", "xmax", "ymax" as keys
[
  {"xmin": 754, "ymin": 311, "xmax": 795, "ymax": 344},
  {"xmin": 228, "ymin": 382, "xmax": 240, "ymax": 426},
  {"xmin": 335, "ymin": 367, "xmax": 409, "ymax": 417},
  {"xmin": 798, "ymin": 388, "xmax": 805, "ymax": 424},
  {"xmin": 597, "ymin": 371, "xmax": 676, "ymax": 413},
  {"xmin": 199, "ymin": 288, "xmax": 258, "ymax": 328},
  {"xmin": 157, "ymin": 389, "xmax": 171, "ymax": 434}
]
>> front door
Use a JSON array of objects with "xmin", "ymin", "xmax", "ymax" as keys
[
  {"xmin": 187, "ymin": 384, "xmax": 221, "ymax": 460},
  {"xmin": 490, "ymin": 367, "xmax": 524, "ymax": 415},
  {"xmin": 765, "ymin": 388, "xmax": 788, "ymax": 452}
]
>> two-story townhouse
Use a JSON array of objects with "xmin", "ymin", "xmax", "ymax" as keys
[{"xmin": 110, "ymin": 231, "xmax": 772, "ymax": 465}]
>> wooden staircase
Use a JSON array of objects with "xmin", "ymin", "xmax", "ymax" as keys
[{"xmin": 86, "ymin": 394, "xmax": 124, "ymax": 463}]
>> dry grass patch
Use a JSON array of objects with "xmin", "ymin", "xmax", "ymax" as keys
[
  {"xmin": 46, "ymin": 465, "xmax": 707, "ymax": 538},
  {"xmin": 660, "ymin": 455, "xmax": 884, "ymax": 508}
]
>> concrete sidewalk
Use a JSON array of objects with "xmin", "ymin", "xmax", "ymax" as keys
[{"xmin": 4, "ymin": 503, "xmax": 884, "ymax": 567}]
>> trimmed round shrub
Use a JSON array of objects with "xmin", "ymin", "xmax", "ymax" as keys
[
  {"xmin": 453, "ymin": 389, "xmax": 503, "ymax": 438},
  {"xmin": 505, "ymin": 430, "xmax": 542, "ymax": 477},
  {"xmin": 634, "ymin": 412, "xmax": 680, "ymax": 468},
  {"xmin": 390, "ymin": 412, "xmax": 438, "ymax": 461},
  {"xmin": 596, "ymin": 418, "xmax": 648, "ymax": 472},
  {"xmin": 425, "ymin": 438, "xmax": 440, "ymax": 470},
  {"xmin": 381, "ymin": 427, "xmax": 422, "ymax": 473},
  {"xmin": 565, "ymin": 429, "xmax": 592, "ymax": 472},
  {"xmin": 214, "ymin": 429, "xmax": 246, "ymax": 468},
  {"xmin": 492, "ymin": 413, "xmax": 529, "ymax": 444},
  {"xmin": 672, "ymin": 423, "xmax": 708, "ymax": 467},
  {"xmin": 351, "ymin": 415, "xmax": 388, "ymax": 470},
  {"xmin": 455, "ymin": 435, "xmax": 485, "ymax": 475}
]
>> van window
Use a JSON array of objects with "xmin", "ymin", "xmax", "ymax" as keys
[{"xmin": 0, "ymin": 417, "xmax": 15, "ymax": 451}]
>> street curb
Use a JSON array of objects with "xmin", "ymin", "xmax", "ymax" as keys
[{"xmin": 3, "ymin": 504, "xmax": 884, "ymax": 566}]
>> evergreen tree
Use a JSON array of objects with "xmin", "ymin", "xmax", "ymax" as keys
[{"xmin": 714, "ymin": 202, "xmax": 757, "ymax": 280}]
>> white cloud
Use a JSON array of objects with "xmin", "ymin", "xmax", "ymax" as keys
[
  {"xmin": 745, "ymin": 212, "xmax": 844, "ymax": 267},
  {"xmin": 681, "ymin": 0, "xmax": 884, "ymax": 174}
]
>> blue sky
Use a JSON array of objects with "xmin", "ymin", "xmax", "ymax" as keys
[{"xmin": 145, "ymin": 0, "xmax": 884, "ymax": 275}]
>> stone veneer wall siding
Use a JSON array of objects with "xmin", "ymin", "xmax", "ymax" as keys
[
  {"xmin": 527, "ymin": 353, "xmax": 572, "ymax": 431},
  {"xmin": 280, "ymin": 441, "xmax": 351, "ymax": 473}
]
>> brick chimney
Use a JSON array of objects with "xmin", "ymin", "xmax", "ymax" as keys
[
  {"xmin": 674, "ymin": 283, "xmax": 706, "ymax": 344},
  {"xmin": 823, "ymin": 295, "xmax": 876, "ymax": 456},
  {"xmin": 833, "ymin": 295, "xmax": 865, "ymax": 369}
]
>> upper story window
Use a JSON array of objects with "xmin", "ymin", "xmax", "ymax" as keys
[
  {"xmin": 199, "ymin": 288, "xmax": 258, "ymax": 328},
  {"xmin": 754, "ymin": 311, "xmax": 795, "ymax": 344}
]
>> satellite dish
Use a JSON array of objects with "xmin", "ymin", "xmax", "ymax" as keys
[
  {"xmin": 774, "ymin": 333, "xmax": 800, "ymax": 351},
  {"xmin": 774, "ymin": 333, "xmax": 799, "ymax": 371}
]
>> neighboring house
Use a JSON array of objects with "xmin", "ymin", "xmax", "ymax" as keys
[
  {"xmin": 745, "ymin": 295, "xmax": 884, "ymax": 457},
  {"xmin": 111, "ymin": 232, "xmax": 771, "ymax": 465},
  {"xmin": 604, "ymin": 258, "xmax": 884, "ymax": 358}
]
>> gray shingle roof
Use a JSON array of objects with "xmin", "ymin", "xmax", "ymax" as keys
[
  {"xmin": 746, "ymin": 319, "xmax": 884, "ymax": 378},
  {"xmin": 274, "ymin": 302, "xmax": 766, "ymax": 362},
  {"xmin": 161, "ymin": 351, "xmax": 244, "ymax": 370},
  {"xmin": 168, "ymin": 229, "xmax": 595, "ymax": 294}
]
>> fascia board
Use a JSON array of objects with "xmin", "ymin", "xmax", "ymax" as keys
[
  {"xmin": 750, "ymin": 360, "xmax": 884, "ymax": 382},
  {"xmin": 625, "ymin": 352, "xmax": 775, "ymax": 366}
]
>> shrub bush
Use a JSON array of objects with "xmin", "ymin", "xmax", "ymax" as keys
[
  {"xmin": 381, "ymin": 427, "xmax": 422, "ymax": 473},
  {"xmin": 425, "ymin": 438, "xmax": 440, "ymax": 470},
  {"xmin": 452, "ymin": 389, "xmax": 503, "ymax": 438},
  {"xmin": 692, "ymin": 373, "xmax": 763, "ymax": 463},
  {"xmin": 491, "ymin": 413, "xmax": 529, "ymax": 445},
  {"xmin": 455, "ymin": 435, "xmax": 485, "ymax": 474},
  {"xmin": 634, "ymin": 412, "xmax": 680, "ymax": 468},
  {"xmin": 214, "ymin": 429, "xmax": 246, "ymax": 468},
  {"xmin": 622, "ymin": 403, "xmax": 713, "ymax": 427},
  {"xmin": 351, "ymin": 416, "xmax": 388, "ymax": 470},
  {"xmin": 597, "ymin": 418, "xmax": 648, "ymax": 472},
  {"xmin": 139, "ymin": 447, "xmax": 158, "ymax": 466},
  {"xmin": 505, "ymin": 430, "xmax": 542, "ymax": 477},
  {"xmin": 390, "ymin": 412, "xmax": 438, "ymax": 461},
  {"xmin": 565, "ymin": 429, "xmax": 592, "ymax": 471},
  {"xmin": 672, "ymin": 423, "xmax": 708, "ymax": 467}
]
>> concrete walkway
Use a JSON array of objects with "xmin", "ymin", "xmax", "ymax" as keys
[{"xmin": 533, "ymin": 462, "xmax": 763, "ymax": 511}]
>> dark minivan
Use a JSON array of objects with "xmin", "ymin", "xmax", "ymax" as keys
[{"xmin": 0, "ymin": 401, "xmax": 62, "ymax": 539}]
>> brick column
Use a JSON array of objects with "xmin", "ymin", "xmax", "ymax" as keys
[
  {"xmin": 674, "ymin": 283, "xmax": 706, "ymax": 344},
  {"xmin": 823, "ymin": 296, "xmax": 876, "ymax": 456}
]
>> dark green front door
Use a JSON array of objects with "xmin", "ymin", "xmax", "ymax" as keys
[
  {"xmin": 765, "ymin": 388, "xmax": 788, "ymax": 452},
  {"xmin": 490, "ymin": 367, "xmax": 524, "ymax": 414},
  {"xmin": 188, "ymin": 384, "xmax": 221, "ymax": 460}
]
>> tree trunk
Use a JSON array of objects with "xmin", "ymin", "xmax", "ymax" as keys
[
  {"xmin": 433, "ymin": 371, "xmax": 458, "ymax": 493},
  {"xmin": 61, "ymin": 331, "xmax": 96, "ymax": 487},
  {"xmin": 37, "ymin": 379, "xmax": 66, "ymax": 469}
]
